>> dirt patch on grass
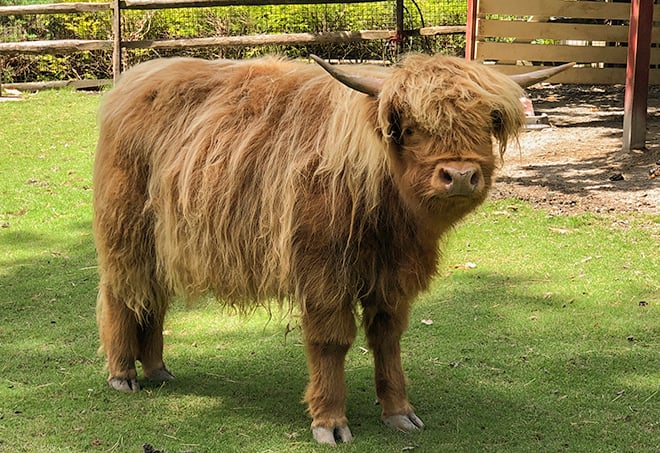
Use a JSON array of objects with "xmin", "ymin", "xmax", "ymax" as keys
[{"xmin": 493, "ymin": 84, "xmax": 660, "ymax": 215}]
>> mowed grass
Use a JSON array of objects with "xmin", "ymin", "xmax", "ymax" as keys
[{"xmin": 0, "ymin": 90, "xmax": 658, "ymax": 452}]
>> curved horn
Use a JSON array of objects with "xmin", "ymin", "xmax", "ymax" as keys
[
  {"xmin": 310, "ymin": 54, "xmax": 383, "ymax": 97},
  {"xmin": 509, "ymin": 62, "xmax": 576, "ymax": 88}
]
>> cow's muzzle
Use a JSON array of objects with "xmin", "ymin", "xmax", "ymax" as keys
[{"xmin": 434, "ymin": 162, "xmax": 484, "ymax": 197}]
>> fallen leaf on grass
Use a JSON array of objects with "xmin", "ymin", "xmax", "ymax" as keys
[{"xmin": 9, "ymin": 208, "xmax": 27, "ymax": 216}]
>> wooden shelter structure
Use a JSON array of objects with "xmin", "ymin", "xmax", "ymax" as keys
[{"xmin": 466, "ymin": 0, "xmax": 657, "ymax": 150}]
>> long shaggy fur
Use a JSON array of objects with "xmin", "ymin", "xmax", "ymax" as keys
[{"xmin": 94, "ymin": 53, "xmax": 525, "ymax": 440}]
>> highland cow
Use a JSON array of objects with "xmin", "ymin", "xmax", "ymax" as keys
[{"xmin": 94, "ymin": 54, "xmax": 529, "ymax": 445}]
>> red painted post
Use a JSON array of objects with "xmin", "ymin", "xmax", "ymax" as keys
[
  {"xmin": 465, "ymin": 0, "xmax": 478, "ymax": 60},
  {"xmin": 622, "ymin": 0, "xmax": 654, "ymax": 150}
]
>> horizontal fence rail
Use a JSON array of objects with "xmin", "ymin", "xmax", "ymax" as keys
[
  {"xmin": 3, "ymin": 0, "xmax": 659, "ymax": 87},
  {"xmin": 0, "ymin": 25, "xmax": 463, "ymax": 54},
  {"xmin": 121, "ymin": 0, "xmax": 385, "ymax": 7},
  {"xmin": 0, "ymin": 0, "xmax": 463, "ymax": 88},
  {"xmin": 467, "ymin": 0, "xmax": 660, "ymax": 85}
]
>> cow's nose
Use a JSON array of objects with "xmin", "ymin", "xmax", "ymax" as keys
[{"xmin": 435, "ymin": 163, "xmax": 483, "ymax": 196}]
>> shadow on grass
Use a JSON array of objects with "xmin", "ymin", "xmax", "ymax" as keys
[
  {"xmin": 1, "ymin": 226, "xmax": 657, "ymax": 451},
  {"xmin": 128, "ymin": 271, "xmax": 657, "ymax": 450}
]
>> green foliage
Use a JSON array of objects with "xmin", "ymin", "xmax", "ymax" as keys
[
  {"xmin": 0, "ymin": 90, "xmax": 658, "ymax": 452},
  {"xmin": 1, "ymin": 0, "xmax": 466, "ymax": 82}
]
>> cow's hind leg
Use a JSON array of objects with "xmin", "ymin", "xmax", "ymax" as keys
[
  {"xmin": 362, "ymin": 301, "xmax": 424, "ymax": 431},
  {"xmin": 98, "ymin": 282, "xmax": 173, "ymax": 391},
  {"xmin": 97, "ymin": 283, "xmax": 141, "ymax": 392},
  {"xmin": 302, "ymin": 299, "xmax": 357, "ymax": 445},
  {"xmin": 94, "ymin": 158, "xmax": 174, "ymax": 390}
]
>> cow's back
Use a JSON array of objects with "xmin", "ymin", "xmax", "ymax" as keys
[{"xmin": 94, "ymin": 57, "xmax": 376, "ymax": 305}]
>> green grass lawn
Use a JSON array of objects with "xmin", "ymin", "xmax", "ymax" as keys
[{"xmin": 0, "ymin": 90, "xmax": 658, "ymax": 452}]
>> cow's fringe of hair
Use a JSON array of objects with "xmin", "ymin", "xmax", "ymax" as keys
[
  {"xmin": 378, "ymin": 54, "xmax": 524, "ymax": 158},
  {"xmin": 94, "ymin": 54, "xmax": 524, "ymax": 320}
]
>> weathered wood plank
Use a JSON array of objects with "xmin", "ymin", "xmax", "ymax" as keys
[
  {"xmin": 418, "ymin": 25, "xmax": 466, "ymax": 36},
  {"xmin": 479, "ymin": 0, "xmax": 635, "ymax": 21},
  {"xmin": 121, "ymin": 30, "xmax": 393, "ymax": 49},
  {"xmin": 475, "ymin": 41, "xmax": 660, "ymax": 65},
  {"xmin": 477, "ymin": 19, "xmax": 632, "ymax": 43},
  {"xmin": 112, "ymin": 0, "xmax": 122, "ymax": 80},
  {"xmin": 0, "ymin": 2, "xmax": 110, "ymax": 16},
  {"xmin": 0, "ymin": 40, "xmax": 112, "ymax": 55},
  {"xmin": 121, "ymin": 0, "xmax": 384, "ymax": 9},
  {"xmin": 0, "ymin": 28, "xmax": 461, "ymax": 57},
  {"xmin": 2, "ymin": 79, "xmax": 113, "ymax": 92}
]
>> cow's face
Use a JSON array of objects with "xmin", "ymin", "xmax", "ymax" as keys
[
  {"xmin": 373, "ymin": 56, "xmax": 525, "ymax": 224},
  {"xmin": 310, "ymin": 54, "xmax": 526, "ymax": 225},
  {"xmin": 383, "ymin": 108, "xmax": 499, "ymax": 222}
]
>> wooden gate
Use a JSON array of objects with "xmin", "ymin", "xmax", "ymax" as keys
[{"xmin": 466, "ymin": 0, "xmax": 660, "ymax": 84}]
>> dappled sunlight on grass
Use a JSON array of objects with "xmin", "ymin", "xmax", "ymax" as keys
[{"xmin": 1, "ymin": 90, "xmax": 658, "ymax": 452}]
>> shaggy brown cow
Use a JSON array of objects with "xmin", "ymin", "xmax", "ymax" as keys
[{"xmin": 94, "ymin": 54, "xmax": 526, "ymax": 445}]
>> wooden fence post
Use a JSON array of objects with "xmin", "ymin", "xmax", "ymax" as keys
[
  {"xmin": 622, "ymin": 0, "xmax": 653, "ymax": 151},
  {"xmin": 395, "ymin": 0, "xmax": 404, "ymax": 56},
  {"xmin": 112, "ymin": 0, "xmax": 122, "ymax": 81}
]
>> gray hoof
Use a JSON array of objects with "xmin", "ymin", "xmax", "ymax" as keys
[
  {"xmin": 312, "ymin": 425, "xmax": 353, "ymax": 445},
  {"xmin": 383, "ymin": 412, "xmax": 425, "ymax": 432},
  {"xmin": 108, "ymin": 377, "xmax": 140, "ymax": 393},
  {"xmin": 146, "ymin": 367, "xmax": 175, "ymax": 382}
]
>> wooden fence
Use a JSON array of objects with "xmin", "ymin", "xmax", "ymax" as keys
[
  {"xmin": 466, "ymin": 0, "xmax": 660, "ymax": 84},
  {"xmin": 0, "ymin": 0, "xmax": 464, "ymax": 89}
]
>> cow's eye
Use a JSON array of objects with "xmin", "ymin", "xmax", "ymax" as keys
[{"xmin": 491, "ymin": 110, "xmax": 504, "ymax": 134}]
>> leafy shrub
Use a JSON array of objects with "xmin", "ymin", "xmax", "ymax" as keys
[{"xmin": 1, "ymin": 0, "xmax": 467, "ymax": 83}]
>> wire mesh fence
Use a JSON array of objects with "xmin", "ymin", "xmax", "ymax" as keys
[
  {"xmin": 120, "ymin": 0, "xmax": 467, "ymax": 64},
  {"xmin": 1, "ymin": 0, "xmax": 468, "ymax": 83}
]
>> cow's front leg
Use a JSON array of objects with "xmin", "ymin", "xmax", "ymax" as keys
[
  {"xmin": 302, "ymin": 302, "xmax": 357, "ymax": 445},
  {"xmin": 138, "ymin": 307, "xmax": 175, "ymax": 383},
  {"xmin": 362, "ymin": 302, "xmax": 424, "ymax": 431}
]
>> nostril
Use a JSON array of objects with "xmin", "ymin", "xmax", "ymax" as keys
[
  {"xmin": 439, "ymin": 168, "xmax": 453, "ymax": 185},
  {"xmin": 470, "ymin": 171, "xmax": 480, "ymax": 187}
]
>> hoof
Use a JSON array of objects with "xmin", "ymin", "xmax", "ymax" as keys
[
  {"xmin": 312, "ymin": 425, "xmax": 353, "ymax": 446},
  {"xmin": 108, "ymin": 376, "xmax": 140, "ymax": 392},
  {"xmin": 146, "ymin": 367, "xmax": 175, "ymax": 382},
  {"xmin": 383, "ymin": 412, "xmax": 424, "ymax": 432}
]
